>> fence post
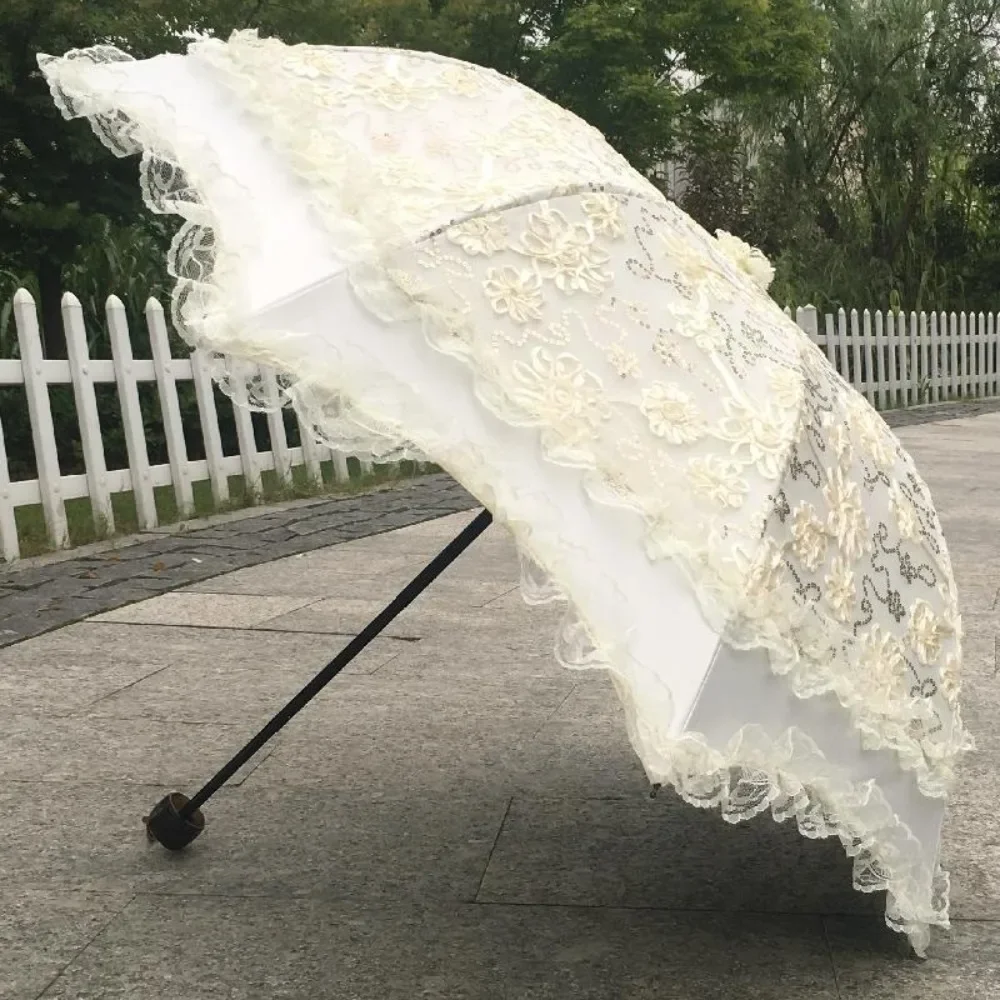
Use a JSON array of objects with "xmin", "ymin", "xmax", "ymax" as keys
[
  {"xmin": 147, "ymin": 299, "xmax": 194, "ymax": 518},
  {"xmin": 261, "ymin": 368, "xmax": 293, "ymax": 488},
  {"xmin": 107, "ymin": 295, "xmax": 158, "ymax": 531},
  {"xmin": 986, "ymin": 313, "xmax": 1000, "ymax": 395},
  {"xmin": 190, "ymin": 350, "xmax": 231, "ymax": 506},
  {"xmin": 889, "ymin": 311, "xmax": 901, "ymax": 408},
  {"xmin": 330, "ymin": 448, "xmax": 351, "ymax": 483},
  {"xmin": 296, "ymin": 412, "xmax": 323, "ymax": 487},
  {"xmin": 874, "ymin": 311, "xmax": 889, "ymax": 410},
  {"xmin": 799, "ymin": 305, "xmax": 825, "ymax": 366},
  {"xmin": 907, "ymin": 311, "xmax": 919, "ymax": 408},
  {"xmin": 0, "ymin": 414, "xmax": 20, "ymax": 561},
  {"xmin": 13, "ymin": 289, "xmax": 69, "ymax": 549},
  {"xmin": 977, "ymin": 312, "xmax": 986, "ymax": 398},
  {"xmin": 958, "ymin": 311, "xmax": 968, "ymax": 398},
  {"xmin": 231, "ymin": 388, "xmax": 263, "ymax": 503},
  {"xmin": 861, "ymin": 310, "xmax": 875, "ymax": 406},
  {"xmin": 919, "ymin": 312, "xmax": 930, "ymax": 405},
  {"xmin": 849, "ymin": 309, "xmax": 862, "ymax": 396},
  {"xmin": 928, "ymin": 312, "xmax": 939, "ymax": 403},
  {"xmin": 824, "ymin": 311, "xmax": 838, "ymax": 379},
  {"xmin": 833, "ymin": 310, "xmax": 847, "ymax": 386},
  {"xmin": 63, "ymin": 292, "xmax": 114, "ymax": 535},
  {"xmin": 948, "ymin": 312, "xmax": 960, "ymax": 399}
]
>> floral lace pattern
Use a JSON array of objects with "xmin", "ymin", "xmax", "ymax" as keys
[
  {"xmin": 37, "ymin": 32, "xmax": 970, "ymax": 954},
  {"xmin": 192, "ymin": 31, "xmax": 664, "ymax": 262},
  {"xmin": 377, "ymin": 193, "xmax": 970, "ymax": 799}
]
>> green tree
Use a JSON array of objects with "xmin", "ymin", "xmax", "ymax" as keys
[
  {"xmin": 2, "ymin": 0, "xmax": 830, "ymax": 355},
  {"xmin": 0, "ymin": 1, "xmax": 240, "ymax": 354},
  {"xmin": 740, "ymin": 0, "xmax": 1000, "ymax": 310}
]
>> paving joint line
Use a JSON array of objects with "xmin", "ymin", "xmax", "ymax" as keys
[
  {"xmin": 31, "ymin": 892, "xmax": 138, "ymax": 1000},
  {"xmin": 473, "ymin": 796, "xmax": 513, "ymax": 903}
]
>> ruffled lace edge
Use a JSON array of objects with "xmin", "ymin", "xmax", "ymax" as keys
[{"xmin": 35, "ymin": 43, "xmax": 959, "ymax": 954}]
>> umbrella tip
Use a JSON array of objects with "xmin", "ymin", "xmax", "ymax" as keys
[{"xmin": 143, "ymin": 791, "xmax": 206, "ymax": 851}]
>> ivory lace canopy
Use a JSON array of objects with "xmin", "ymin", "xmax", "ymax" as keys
[{"xmin": 39, "ymin": 31, "xmax": 970, "ymax": 953}]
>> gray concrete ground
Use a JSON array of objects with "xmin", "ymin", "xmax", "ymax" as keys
[{"xmin": 1, "ymin": 410, "xmax": 999, "ymax": 999}]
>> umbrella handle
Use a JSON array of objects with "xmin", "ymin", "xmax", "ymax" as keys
[{"xmin": 143, "ymin": 507, "xmax": 494, "ymax": 851}]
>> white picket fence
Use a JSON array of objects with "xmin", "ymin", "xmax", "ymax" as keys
[
  {"xmin": 0, "ymin": 291, "xmax": 997, "ymax": 563},
  {"xmin": 0, "ymin": 290, "xmax": 375, "ymax": 562},
  {"xmin": 788, "ymin": 304, "xmax": 1000, "ymax": 408}
]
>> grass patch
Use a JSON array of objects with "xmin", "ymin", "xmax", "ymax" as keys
[{"xmin": 13, "ymin": 459, "xmax": 433, "ymax": 559}]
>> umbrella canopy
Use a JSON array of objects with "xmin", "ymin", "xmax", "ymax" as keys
[{"xmin": 39, "ymin": 30, "xmax": 971, "ymax": 954}]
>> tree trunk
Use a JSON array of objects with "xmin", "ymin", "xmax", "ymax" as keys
[{"xmin": 36, "ymin": 257, "xmax": 66, "ymax": 359}]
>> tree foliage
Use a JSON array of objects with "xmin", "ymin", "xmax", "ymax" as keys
[
  {"xmin": 1, "ymin": 0, "xmax": 828, "ymax": 354},
  {"xmin": 683, "ymin": 0, "xmax": 1000, "ymax": 311},
  {"xmin": 4, "ymin": 0, "xmax": 1000, "ymax": 344}
]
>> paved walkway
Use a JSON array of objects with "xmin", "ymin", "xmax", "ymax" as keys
[
  {"xmin": 1, "ymin": 409, "xmax": 998, "ymax": 999},
  {"xmin": 0, "ymin": 474, "xmax": 476, "ymax": 648}
]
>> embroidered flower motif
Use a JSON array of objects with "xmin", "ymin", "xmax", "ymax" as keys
[
  {"xmin": 769, "ymin": 367, "xmax": 802, "ymax": 410},
  {"xmin": 908, "ymin": 600, "xmax": 951, "ymax": 665},
  {"xmin": 792, "ymin": 503, "xmax": 830, "ymax": 572},
  {"xmin": 714, "ymin": 230, "xmax": 775, "ymax": 291},
  {"xmin": 939, "ymin": 652, "xmax": 961, "ymax": 702},
  {"xmin": 352, "ymin": 67, "xmax": 438, "ymax": 111},
  {"xmin": 283, "ymin": 48, "xmax": 341, "ymax": 80},
  {"xmin": 509, "ymin": 348, "xmax": 608, "ymax": 432},
  {"xmin": 889, "ymin": 482, "xmax": 921, "ymax": 541},
  {"xmin": 483, "ymin": 267, "xmax": 543, "ymax": 323},
  {"xmin": 387, "ymin": 268, "xmax": 429, "ymax": 300},
  {"xmin": 669, "ymin": 302, "xmax": 725, "ymax": 352},
  {"xmin": 746, "ymin": 537, "xmax": 788, "ymax": 600},
  {"xmin": 688, "ymin": 455, "xmax": 748, "ymax": 508},
  {"xmin": 296, "ymin": 129, "xmax": 350, "ymax": 171},
  {"xmin": 825, "ymin": 557, "xmax": 856, "ymax": 622},
  {"xmin": 439, "ymin": 64, "xmax": 485, "ymax": 97},
  {"xmin": 718, "ymin": 399, "xmax": 791, "ymax": 480},
  {"xmin": 448, "ymin": 215, "xmax": 508, "ymax": 256},
  {"xmin": 518, "ymin": 208, "xmax": 612, "ymax": 294},
  {"xmin": 640, "ymin": 383, "xmax": 705, "ymax": 443},
  {"xmin": 652, "ymin": 331, "xmax": 684, "ymax": 367},
  {"xmin": 857, "ymin": 627, "xmax": 907, "ymax": 703},
  {"xmin": 824, "ymin": 467, "xmax": 870, "ymax": 559},
  {"xmin": 940, "ymin": 584, "xmax": 962, "ymax": 639},
  {"xmin": 581, "ymin": 193, "xmax": 625, "ymax": 238},
  {"xmin": 850, "ymin": 395, "xmax": 897, "ymax": 470},
  {"xmin": 658, "ymin": 229, "xmax": 719, "ymax": 288},
  {"xmin": 827, "ymin": 421, "xmax": 853, "ymax": 469},
  {"xmin": 607, "ymin": 342, "xmax": 640, "ymax": 378}
]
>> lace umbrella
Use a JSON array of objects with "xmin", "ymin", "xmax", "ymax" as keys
[{"xmin": 38, "ymin": 30, "xmax": 971, "ymax": 955}]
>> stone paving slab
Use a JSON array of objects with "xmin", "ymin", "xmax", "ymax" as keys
[
  {"xmin": 33, "ymin": 897, "xmax": 842, "ymax": 1000},
  {"xmin": 0, "ymin": 474, "xmax": 476, "ymax": 648},
  {"xmin": 1, "ymin": 405, "xmax": 999, "ymax": 999}
]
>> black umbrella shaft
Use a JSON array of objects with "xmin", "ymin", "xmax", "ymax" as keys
[{"xmin": 180, "ymin": 508, "xmax": 494, "ymax": 819}]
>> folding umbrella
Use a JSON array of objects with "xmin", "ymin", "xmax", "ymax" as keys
[{"xmin": 38, "ymin": 31, "xmax": 972, "ymax": 955}]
